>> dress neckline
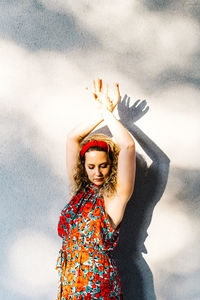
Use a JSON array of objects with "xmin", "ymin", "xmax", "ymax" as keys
[{"xmin": 89, "ymin": 182, "xmax": 102, "ymax": 192}]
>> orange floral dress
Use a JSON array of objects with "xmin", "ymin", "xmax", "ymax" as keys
[{"xmin": 56, "ymin": 183, "xmax": 123, "ymax": 299}]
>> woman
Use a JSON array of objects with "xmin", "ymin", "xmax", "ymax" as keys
[{"xmin": 56, "ymin": 79, "xmax": 136, "ymax": 299}]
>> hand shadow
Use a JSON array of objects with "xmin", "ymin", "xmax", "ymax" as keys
[{"xmin": 93, "ymin": 95, "xmax": 170, "ymax": 300}]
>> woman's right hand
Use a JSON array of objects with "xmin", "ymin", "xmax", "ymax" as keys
[{"xmin": 89, "ymin": 78, "xmax": 120, "ymax": 113}]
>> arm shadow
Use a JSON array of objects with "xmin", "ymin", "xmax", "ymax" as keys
[{"xmin": 93, "ymin": 95, "xmax": 170, "ymax": 300}]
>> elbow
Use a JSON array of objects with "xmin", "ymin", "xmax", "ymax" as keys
[
  {"xmin": 119, "ymin": 142, "xmax": 135, "ymax": 154},
  {"xmin": 119, "ymin": 138, "xmax": 135, "ymax": 150},
  {"xmin": 66, "ymin": 132, "xmax": 74, "ymax": 142},
  {"xmin": 66, "ymin": 131, "xmax": 82, "ymax": 143},
  {"xmin": 66, "ymin": 129, "xmax": 73, "ymax": 138},
  {"xmin": 128, "ymin": 141, "xmax": 135, "ymax": 148},
  {"xmin": 119, "ymin": 142, "xmax": 136, "ymax": 156},
  {"xmin": 125, "ymin": 142, "xmax": 135, "ymax": 151}
]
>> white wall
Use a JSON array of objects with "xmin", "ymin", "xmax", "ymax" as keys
[{"xmin": 0, "ymin": 1, "xmax": 200, "ymax": 299}]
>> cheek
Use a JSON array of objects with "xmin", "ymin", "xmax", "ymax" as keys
[
  {"xmin": 104, "ymin": 167, "xmax": 111, "ymax": 176},
  {"xmin": 85, "ymin": 168, "xmax": 93, "ymax": 178}
]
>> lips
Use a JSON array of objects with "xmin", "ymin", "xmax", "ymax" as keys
[{"xmin": 94, "ymin": 178, "xmax": 104, "ymax": 181}]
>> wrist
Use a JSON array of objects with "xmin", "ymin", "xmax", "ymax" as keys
[{"xmin": 100, "ymin": 107, "xmax": 113, "ymax": 118}]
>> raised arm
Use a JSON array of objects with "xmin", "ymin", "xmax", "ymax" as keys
[
  {"xmin": 102, "ymin": 109, "xmax": 136, "ymax": 200},
  {"xmin": 91, "ymin": 79, "xmax": 136, "ymax": 202},
  {"xmin": 66, "ymin": 115, "xmax": 103, "ymax": 187}
]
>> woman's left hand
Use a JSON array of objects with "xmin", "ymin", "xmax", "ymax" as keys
[{"xmin": 89, "ymin": 78, "xmax": 120, "ymax": 113}]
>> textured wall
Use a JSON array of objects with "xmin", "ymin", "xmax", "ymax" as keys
[{"xmin": 0, "ymin": 1, "xmax": 200, "ymax": 299}]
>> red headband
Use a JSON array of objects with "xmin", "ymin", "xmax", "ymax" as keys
[{"xmin": 80, "ymin": 140, "xmax": 110, "ymax": 158}]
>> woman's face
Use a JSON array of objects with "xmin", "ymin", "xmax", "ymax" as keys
[{"xmin": 84, "ymin": 150, "xmax": 111, "ymax": 186}]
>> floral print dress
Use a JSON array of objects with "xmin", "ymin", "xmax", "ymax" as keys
[{"xmin": 56, "ymin": 183, "xmax": 123, "ymax": 299}]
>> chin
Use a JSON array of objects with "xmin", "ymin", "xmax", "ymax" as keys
[{"xmin": 93, "ymin": 180, "xmax": 104, "ymax": 186}]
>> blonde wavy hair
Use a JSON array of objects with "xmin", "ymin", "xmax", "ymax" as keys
[{"xmin": 72, "ymin": 133, "xmax": 120, "ymax": 197}]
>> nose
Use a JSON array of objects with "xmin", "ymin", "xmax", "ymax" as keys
[{"xmin": 95, "ymin": 167, "xmax": 102, "ymax": 176}]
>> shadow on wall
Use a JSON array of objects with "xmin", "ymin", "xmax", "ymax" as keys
[
  {"xmin": 0, "ymin": 111, "xmax": 66, "ymax": 248},
  {"xmin": 94, "ymin": 95, "xmax": 170, "ymax": 300},
  {"xmin": 0, "ymin": 112, "xmax": 69, "ymax": 299},
  {"xmin": 0, "ymin": 0, "xmax": 98, "ymax": 52}
]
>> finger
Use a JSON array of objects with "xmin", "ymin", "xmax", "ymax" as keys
[
  {"xmin": 98, "ymin": 78, "xmax": 102, "ymax": 93},
  {"xmin": 93, "ymin": 93, "xmax": 98, "ymax": 100},
  {"xmin": 105, "ymin": 83, "xmax": 109, "ymax": 99},
  {"xmin": 116, "ymin": 83, "xmax": 120, "ymax": 99},
  {"xmin": 114, "ymin": 83, "xmax": 120, "ymax": 105},
  {"xmin": 92, "ymin": 80, "xmax": 97, "ymax": 93},
  {"xmin": 107, "ymin": 97, "xmax": 113, "ymax": 107},
  {"xmin": 108, "ymin": 103, "xmax": 113, "ymax": 111},
  {"xmin": 86, "ymin": 87, "xmax": 98, "ymax": 100}
]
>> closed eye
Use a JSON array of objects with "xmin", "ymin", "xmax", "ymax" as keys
[
  {"xmin": 88, "ymin": 165, "xmax": 95, "ymax": 169},
  {"xmin": 101, "ymin": 164, "xmax": 108, "ymax": 168},
  {"xmin": 87, "ymin": 163, "xmax": 109, "ymax": 169}
]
